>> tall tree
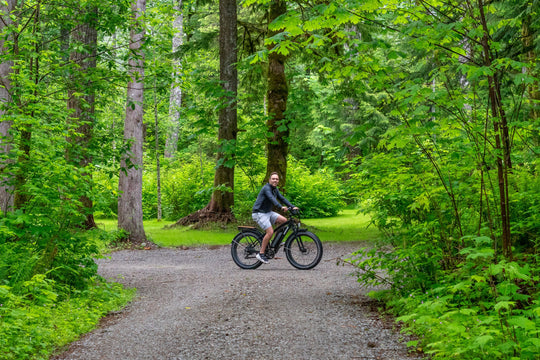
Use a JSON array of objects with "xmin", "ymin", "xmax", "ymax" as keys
[
  {"xmin": 0, "ymin": 0, "xmax": 15, "ymax": 214},
  {"xmin": 208, "ymin": 0, "xmax": 238, "ymax": 221},
  {"xmin": 13, "ymin": 0, "xmax": 39, "ymax": 210},
  {"xmin": 265, "ymin": 0, "xmax": 289, "ymax": 188},
  {"xmin": 174, "ymin": 0, "xmax": 237, "ymax": 226},
  {"xmin": 118, "ymin": 0, "xmax": 147, "ymax": 242},
  {"xmin": 66, "ymin": 4, "xmax": 98, "ymax": 229},
  {"xmin": 164, "ymin": 0, "xmax": 183, "ymax": 158}
]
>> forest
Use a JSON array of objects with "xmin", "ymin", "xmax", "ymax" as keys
[{"xmin": 0, "ymin": 0, "xmax": 539, "ymax": 358}]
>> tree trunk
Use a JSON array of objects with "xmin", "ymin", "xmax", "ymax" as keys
[
  {"xmin": 478, "ymin": 0, "xmax": 512, "ymax": 259},
  {"xmin": 66, "ymin": 5, "xmax": 98, "ymax": 229},
  {"xmin": 118, "ymin": 0, "xmax": 147, "ymax": 242},
  {"xmin": 173, "ymin": 0, "xmax": 237, "ymax": 227},
  {"xmin": 265, "ymin": 0, "xmax": 289, "ymax": 189},
  {"xmin": 0, "ymin": 0, "xmax": 15, "ymax": 214},
  {"xmin": 522, "ymin": 14, "xmax": 539, "ymax": 129},
  {"xmin": 14, "ymin": 0, "xmax": 39, "ymax": 210},
  {"xmin": 208, "ymin": 0, "xmax": 237, "ymax": 218},
  {"xmin": 164, "ymin": 0, "xmax": 183, "ymax": 158},
  {"xmin": 154, "ymin": 74, "xmax": 162, "ymax": 221}
]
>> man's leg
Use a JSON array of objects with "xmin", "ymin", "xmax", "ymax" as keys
[
  {"xmin": 260, "ymin": 226, "xmax": 274, "ymax": 254},
  {"xmin": 275, "ymin": 214, "xmax": 287, "ymax": 226},
  {"xmin": 261, "ymin": 214, "xmax": 285, "ymax": 252}
]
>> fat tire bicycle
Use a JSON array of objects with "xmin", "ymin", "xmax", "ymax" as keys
[{"xmin": 231, "ymin": 208, "xmax": 323, "ymax": 270}]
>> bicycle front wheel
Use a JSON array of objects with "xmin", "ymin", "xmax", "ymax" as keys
[
  {"xmin": 231, "ymin": 232, "xmax": 263, "ymax": 269},
  {"xmin": 284, "ymin": 231, "xmax": 323, "ymax": 270}
]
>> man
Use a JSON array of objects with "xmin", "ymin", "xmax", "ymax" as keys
[{"xmin": 252, "ymin": 172, "xmax": 298, "ymax": 264}]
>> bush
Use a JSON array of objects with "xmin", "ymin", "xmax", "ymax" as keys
[
  {"xmin": 0, "ymin": 279, "xmax": 134, "ymax": 360},
  {"xmin": 94, "ymin": 155, "xmax": 347, "ymax": 222},
  {"xmin": 286, "ymin": 160, "xmax": 346, "ymax": 218},
  {"xmin": 154, "ymin": 157, "xmax": 215, "ymax": 220}
]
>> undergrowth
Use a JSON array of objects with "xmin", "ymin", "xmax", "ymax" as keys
[
  {"xmin": 349, "ymin": 237, "xmax": 540, "ymax": 359},
  {"xmin": 0, "ymin": 278, "xmax": 134, "ymax": 360}
]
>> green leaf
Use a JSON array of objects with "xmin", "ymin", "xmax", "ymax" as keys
[
  {"xmin": 474, "ymin": 335, "xmax": 494, "ymax": 348},
  {"xmin": 507, "ymin": 316, "xmax": 536, "ymax": 331},
  {"xmin": 494, "ymin": 301, "xmax": 515, "ymax": 312}
]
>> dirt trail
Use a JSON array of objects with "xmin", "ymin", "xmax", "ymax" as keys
[{"xmin": 53, "ymin": 242, "xmax": 421, "ymax": 360}]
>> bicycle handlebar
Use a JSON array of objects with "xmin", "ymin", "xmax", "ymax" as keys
[{"xmin": 288, "ymin": 207, "xmax": 300, "ymax": 216}]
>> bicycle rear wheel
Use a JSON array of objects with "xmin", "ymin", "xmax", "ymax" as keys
[
  {"xmin": 284, "ymin": 231, "xmax": 323, "ymax": 270},
  {"xmin": 231, "ymin": 232, "xmax": 263, "ymax": 269}
]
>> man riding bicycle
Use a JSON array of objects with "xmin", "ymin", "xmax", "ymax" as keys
[{"xmin": 252, "ymin": 172, "xmax": 299, "ymax": 264}]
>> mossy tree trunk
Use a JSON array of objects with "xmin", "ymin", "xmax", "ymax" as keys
[
  {"xmin": 265, "ymin": 0, "xmax": 289, "ymax": 189},
  {"xmin": 66, "ymin": 4, "xmax": 98, "ymax": 229}
]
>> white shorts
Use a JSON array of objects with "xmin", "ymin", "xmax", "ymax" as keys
[{"xmin": 252, "ymin": 211, "xmax": 279, "ymax": 230}]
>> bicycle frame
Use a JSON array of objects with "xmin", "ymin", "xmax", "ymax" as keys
[{"xmin": 269, "ymin": 218, "xmax": 297, "ymax": 251}]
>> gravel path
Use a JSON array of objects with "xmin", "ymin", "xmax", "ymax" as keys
[{"xmin": 53, "ymin": 242, "xmax": 421, "ymax": 360}]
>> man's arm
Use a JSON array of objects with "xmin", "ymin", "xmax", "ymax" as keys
[{"xmin": 276, "ymin": 190, "xmax": 294, "ymax": 208}]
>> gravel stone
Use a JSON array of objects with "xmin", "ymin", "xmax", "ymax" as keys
[{"xmin": 53, "ymin": 242, "xmax": 423, "ymax": 360}]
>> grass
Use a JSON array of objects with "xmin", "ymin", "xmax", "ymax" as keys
[
  {"xmin": 301, "ymin": 209, "xmax": 380, "ymax": 242},
  {"xmin": 95, "ymin": 209, "xmax": 380, "ymax": 248}
]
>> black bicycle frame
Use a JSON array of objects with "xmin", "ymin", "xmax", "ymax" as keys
[{"xmin": 270, "ymin": 219, "xmax": 299, "ymax": 250}]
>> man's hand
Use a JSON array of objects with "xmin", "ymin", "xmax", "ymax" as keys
[{"xmin": 281, "ymin": 206, "xmax": 288, "ymax": 212}]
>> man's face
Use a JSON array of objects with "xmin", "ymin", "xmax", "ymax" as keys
[{"xmin": 269, "ymin": 174, "xmax": 280, "ymax": 187}]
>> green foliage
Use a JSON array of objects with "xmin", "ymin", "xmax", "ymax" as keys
[
  {"xmin": 143, "ymin": 156, "xmax": 215, "ymax": 220},
  {"xmin": 268, "ymin": 0, "xmax": 540, "ymax": 358},
  {"xmin": 349, "ymin": 237, "xmax": 540, "ymax": 359},
  {"xmin": 0, "ymin": 279, "xmax": 134, "ymax": 360},
  {"xmin": 286, "ymin": 159, "xmax": 346, "ymax": 218},
  {"xmin": 94, "ymin": 155, "xmax": 347, "ymax": 222},
  {"xmin": 0, "ymin": 163, "xmax": 101, "ymax": 291}
]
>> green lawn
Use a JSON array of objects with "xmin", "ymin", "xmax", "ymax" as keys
[
  {"xmin": 95, "ymin": 209, "xmax": 379, "ymax": 248},
  {"xmin": 302, "ymin": 209, "xmax": 380, "ymax": 242}
]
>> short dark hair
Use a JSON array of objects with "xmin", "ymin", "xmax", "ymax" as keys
[{"xmin": 269, "ymin": 172, "xmax": 279, "ymax": 178}]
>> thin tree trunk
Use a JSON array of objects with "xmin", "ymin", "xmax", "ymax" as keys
[
  {"xmin": 118, "ymin": 0, "xmax": 147, "ymax": 242},
  {"xmin": 67, "ymin": 5, "xmax": 98, "ymax": 229},
  {"xmin": 265, "ymin": 0, "xmax": 289, "ymax": 188},
  {"xmin": 522, "ymin": 14, "xmax": 539, "ymax": 135},
  {"xmin": 154, "ymin": 74, "xmax": 162, "ymax": 221},
  {"xmin": 0, "ymin": 0, "xmax": 15, "ymax": 214},
  {"xmin": 164, "ymin": 0, "xmax": 183, "ymax": 158},
  {"xmin": 478, "ymin": 0, "xmax": 512, "ymax": 259}
]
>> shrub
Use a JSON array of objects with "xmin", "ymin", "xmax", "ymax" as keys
[
  {"xmin": 286, "ymin": 160, "xmax": 346, "ymax": 218},
  {"xmin": 155, "ymin": 158, "xmax": 215, "ymax": 220},
  {"xmin": 0, "ymin": 279, "xmax": 134, "ymax": 360}
]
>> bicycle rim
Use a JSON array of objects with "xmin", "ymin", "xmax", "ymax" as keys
[
  {"xmin": 231, "ymin": 232, "xmax": 263, "ymax": 269},
  {"xmin": 284, "ymin": 231, "xmax": 323, "ymax": 270}
]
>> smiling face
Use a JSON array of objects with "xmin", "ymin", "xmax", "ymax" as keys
[{"xmin": 269, "ymin": 173, "xmax": 280, "ymax": 187}]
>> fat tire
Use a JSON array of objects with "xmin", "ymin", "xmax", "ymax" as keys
[
  {"xmin": 284, "ymin": 231, "xmax": 323, "ymax": 270},
  {"xmin": 231, "ymin": 232, "xmax": 263, "ymax": 269}
]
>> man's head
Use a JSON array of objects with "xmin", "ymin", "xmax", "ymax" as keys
[{"xmin": 269, "ymin": 172, "xmax": 280, "ymax": 187}]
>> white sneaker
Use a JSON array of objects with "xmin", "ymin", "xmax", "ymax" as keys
[{"xmin": 256, "ymin": 253, "xmax": 269, "ymax": 264}]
